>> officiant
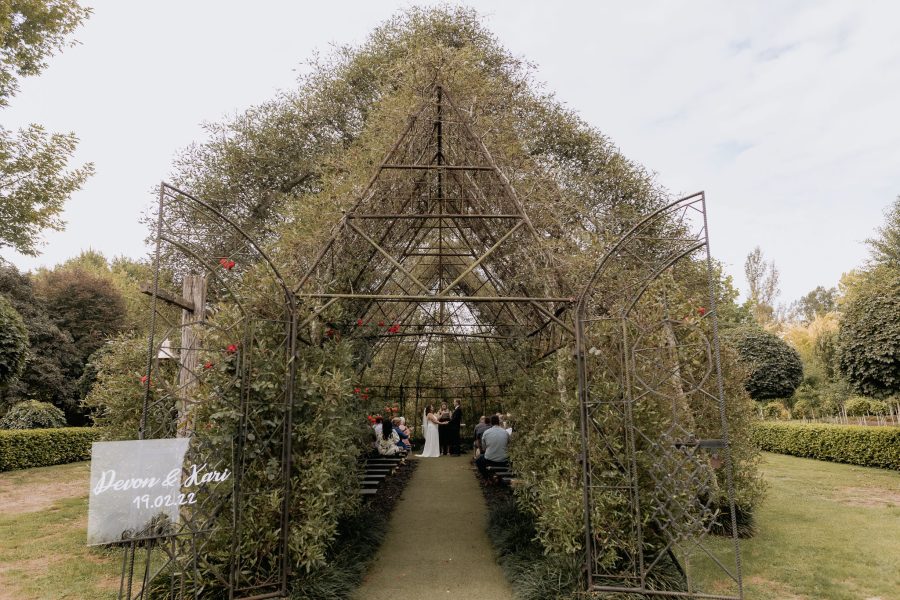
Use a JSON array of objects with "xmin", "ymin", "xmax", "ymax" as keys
[{"xmin": 448, "ymin": 399, "xmax": 462, "ymax": 456}]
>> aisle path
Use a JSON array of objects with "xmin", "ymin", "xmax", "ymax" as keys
[{"xmin": 354, "ymin": 455, "xmax": 514, "ymax": 600}]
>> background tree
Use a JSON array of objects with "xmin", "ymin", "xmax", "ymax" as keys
[
  {"xmin": 0, "ymin": 292, "xmax": 27, "ymax": 386},
  {"xmin": 724, "ymin": 326, "xmax": 803, "ymax": 401},
  {"xmin": 789, "ymin": 285, "xmax": 837, "ymax": 324},
  {"xmin": 0, "ymin": 0, "xmax": 93, "ymax": 255},
  {"xmin": 837, "ymin": 268, "xmax": 900, "ymax": 398},
  {"xmin": 866, "ymin": 195, "xmax": 900, "ymax": 268},
  {"xmin": 0, "ymin": 262, "xmax": 80, "ymax": 419},
  {"xmin": 743, "ymin": 246, "xmax": 780, "ymax": 326},
  {"xmin": 34, "ymin": 264, "xmax": 127, "ymax": 364}
]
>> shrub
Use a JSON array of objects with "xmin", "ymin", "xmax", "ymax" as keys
[
  {"xmin": 791, "ymin": 398, "xmax": 815, "ymax": 419},
  {"xmin": 837, "ymin": 269, "xmax": 900, "ymax": 398},
  {"xmin": 751, "ymin": 422, "xmax": 900, "ymax": 470},
  {"xmin": 0, "ymin": 427, "xmax": 100, "ymax": 471},
  {"xmin": 0, "ymin": 400, "xmax": 66, "ymax": 429},
  {"xmin": 723, "ymin": 327, "xmax": 804, "ymax": 400},
  {"xmin": 0, "ymin": 294, "xmax": 28, "ymax": 387},
  {"xmin": 761, "ymin": 401, "xmax": 789, "ymax": 420}
]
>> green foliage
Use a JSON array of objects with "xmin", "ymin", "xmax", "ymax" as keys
[
  {"xmin": 791, "ymin": 398, "xmax": 814, "ymax": 419},
  {"xmin": 81, "ymin": 334, "xmax": 156, "ymax": 438},
  {"xmin": 762, "ymin": 401, "xmax": 789, "ymax": 420},
  {"xmin": 844, "ymin": 396, "xmax": 888, "ymax": 417},
  {"xmin": 0, "ymin": 0, "xmax": 92, "ymax": 105},
  {"xmin": 866, "ymin": 195, "xmax": 900, "ymax": 268},
  {"xmin": 0, "ymin": 292, "xmax": 27, "ymax": 386},
  {"xmin": 0, "ymin": 125, "xmax": 93, "ymax": 255},
  {"xmin": 0, "ymin": 263, "xmax": 81, "ymax": 416},
  {"xmin": 751, "ymin": 422, "xmax": 900, "ymax": 470},
  {"xmin": 0, "ymin": 399, "xmax": 65, "ymax": 428},
  {"xmin": 723, "ymin": 326, "xmax": 803, "ymax": 400},
  {"xmin": 0, "ymin": 426, "xmax": 99, "ymax": 471},
  {"xmin": 790, "ymin": 285, "xmax": 837, "ymax": 324},
  {"xmin": 837, "ymin": 268, "xmax": 900, "ymax": 398},
  {"xmin": 34, "ymin": 265, "xmax": 127, "ymax": 364}
]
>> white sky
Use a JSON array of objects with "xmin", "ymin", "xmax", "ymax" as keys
[{"xmin": 3, "ymin": 0, "xmax": 899, "ymax": 303}]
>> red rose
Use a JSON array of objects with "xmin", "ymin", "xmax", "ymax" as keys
[
  {"xmin": 226, "ymin": 344, "xmax": 238, "ymax": 354},
  {"xmin": 204, "ymin": 362, "xmax": 213, "ymax": 370},
  {"xmin": 378, "ymin": 321, "xmax": 385, "ymax": 327},
  {"xmin": 140, "ymin": 375, "xmax": 150, "ymax": 386},
  {"xmin": 357, "ymin": 319, "xmax": 364, "ymax": 326},
  {"xmin": 362, "ymin": 394, "xmax": 369, "ymax": 400},
  {"xmin": 697, "ymin": 307, "xmax": 707, "ymax": 316},
  {"xmin": 364, "ymin": 387, "xmax": 369, "ymax": 393},
  {"xmin": 354, "ymin": 387, "xmax": 361, "ymax": 394}
]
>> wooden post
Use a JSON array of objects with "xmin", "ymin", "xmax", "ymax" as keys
[{"xmin": 176, "ymin": 275, "xmax": 207, "ymax": 435}]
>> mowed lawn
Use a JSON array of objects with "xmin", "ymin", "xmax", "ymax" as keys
[
  {"xmin": 699, "ymin": 452, "xmax": 900, "ymax": 600},
  {"xmin": 0, "ymin": 462, "xmax": 121, "ymax": 600},
  {"xmin": 1, "ymin": 454, "xmax": 898, "ymax": 599}
]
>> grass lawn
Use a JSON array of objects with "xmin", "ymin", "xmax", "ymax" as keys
[
  {"xmin": 698, "ymin": 452, "xmax": 900, "ymax": 600},
  {"xmin": 1, "ymin": 454, "xmax": 898, "ymax": 599},
  {"xmin": 0, "ymin": 462, "xmax": 121, "ymax": 600}
]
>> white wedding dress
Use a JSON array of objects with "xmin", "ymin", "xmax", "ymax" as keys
[{"xmin": 417, "ymin": 411, "xmax": 441, "ymax": 458}]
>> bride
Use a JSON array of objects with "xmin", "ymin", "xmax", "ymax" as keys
[{"xmin": 417, "ymin": 405, "xmax": 441, "ymax": 458}]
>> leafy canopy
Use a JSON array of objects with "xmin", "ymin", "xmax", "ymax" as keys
[
  {"xmin": 0, "ymin": 0, "xmax": 93, "ymax": 255},
  {"xmin": 0, "ymin": 292, "xmax": 27, "ymax": 386},
  {"xmin": 724, "ymin": 326, "xmax": 803, "ymax": 400}
]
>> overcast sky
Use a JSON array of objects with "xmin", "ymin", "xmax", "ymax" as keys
[{"xmin": 3, "ymin": 1, "xmax": 899, "ymax": 304}]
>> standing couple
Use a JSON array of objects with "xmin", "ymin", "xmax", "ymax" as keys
[{"xmin": 417, "ymin": 400, "xmax": 462, "ymax": 457}]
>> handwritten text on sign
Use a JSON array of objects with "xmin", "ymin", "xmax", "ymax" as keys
[{"xmin": 87, "ymin": 438, "xmax": 231, "ymax": 546}]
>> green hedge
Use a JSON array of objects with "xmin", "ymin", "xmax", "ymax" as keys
[
  {"xmin": 0, "ymin": 427, "xmax": 101, "ymax": 471},
  {"xmin": 752, "ymin": 422, "xmax": 900, "ymax": 470}
]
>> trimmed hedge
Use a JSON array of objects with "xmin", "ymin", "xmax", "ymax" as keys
[
  {"xmin": 0, "ymin": 427, "xmax": 101, "ymax": 471},
  {"xmin": 752, "ymin": 422, "xmax": 900, "ymax": 470}
]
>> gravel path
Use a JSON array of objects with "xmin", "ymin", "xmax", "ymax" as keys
[{"xmin": 354, "ymin": 455, "xmax": 514, "ymax": 600}]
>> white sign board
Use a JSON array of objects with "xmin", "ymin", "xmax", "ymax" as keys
[{"xmin": 87, "ymin": 438, "xmax": 231, "ymax": 546}]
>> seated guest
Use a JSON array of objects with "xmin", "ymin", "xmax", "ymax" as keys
[
  {"xmin": 476, "ymin": 414, "xmax": 509, "ymax": 478},
  {"xmin": 397, "ymin": 417, "xmax": 412, "ymax": 450},
  {"xmin": 376, "ymin": 420, "xmax": 401, "ymax": 456},
  {"xmin": 371, "ymin": 416, "xmax": 384, "ymax": 451},
  {"xmin": 392, "ymin": 417, "xmax": 410, "ymax": 450},
  {"xmin": 473, "ymin": 416, "xmax": 489, "ymax": 457}
]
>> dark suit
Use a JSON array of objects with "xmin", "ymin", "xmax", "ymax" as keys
[{"xmin": 448, "ymin": 406, "xmax": 462, "ymax": 455}]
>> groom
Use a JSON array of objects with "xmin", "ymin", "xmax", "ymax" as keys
[{"xmin": 448, "ymin": 399, "xmax": 462, "ymax": 456}]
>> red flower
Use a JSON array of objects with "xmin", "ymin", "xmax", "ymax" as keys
[
  {"xmin": 378, "ymin": 321, "xmax": 385, "ymax": 327},
  {"xmin": 697, "ymin": 307, "xmax": 707, "ymax": 316},
  {"xmin": 140, "ymin": 375, "xmax": 151, "ymax": 386},
  {"xmin": 361, "ymin": 394, "xmax": 369, "ymax": 400},
  {"xmin": 388, "ymin": 323, "xmax": 401, "ymax": 334},
  {"xmin": 356, "ymin": 318, "xmax": 364, "ymax": 326},
  {"xmin": 204, "ymin": 362, "xmax": 213, "ymax": 370},
  {"xmin": 226, "ymin": 344, "xmax": 238, "ymax": 354},
  {"xmin": 219, "ymin": 258, "xmax": 236, "ymax": 270},
  {"xmin": 325, "ymin": 328, "xmax": 334, "ymax": 337},
  {"xmin": 354, "ymin": 387, "xmax": 361, "ymax": 394},
  {"xmin": 364, "ymin": 387, "xmax": 369, "ymax": 393}
]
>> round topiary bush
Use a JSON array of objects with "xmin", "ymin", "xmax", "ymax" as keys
[
  {"xmin": 0, "ymin": 400, "xmax": 67, "ymax": 429},
  {"xmin": 844, "ymin": 396, "xmax": 888, "ymax": 417},
  {"xmin": 0, "ymin": 294, "xmax": 28, "ymax": 387},
  {"xmin": 723, "ymin": 326, "xmax": 804, "ymax": 400}
]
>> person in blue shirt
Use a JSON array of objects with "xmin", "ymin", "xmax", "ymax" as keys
[{"xmin": 476, "ymin": 414, "xmax": 509, "ymax": 478}]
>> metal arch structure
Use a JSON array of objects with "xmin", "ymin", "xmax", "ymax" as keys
[
  {"xmin": 122, "ymin": 183, "xmax": 298, "ymax": 600},
  {"xmin": 121, "ymin": 83, "xmax": 743, "ymax": 600},
  {"xmin": 573, "ymin": 191, "xmax": 744, "ymax": 599}
]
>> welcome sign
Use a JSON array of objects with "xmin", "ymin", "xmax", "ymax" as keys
[{"xmin": 87, "ymin": 438, "xmax": 231, "ymax": 546}]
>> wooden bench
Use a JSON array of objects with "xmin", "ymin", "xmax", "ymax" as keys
[{"xmin": 357, "ymin": 453, "xmax": 409, "ymax": 497}]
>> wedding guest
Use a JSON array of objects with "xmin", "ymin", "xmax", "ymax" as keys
[
  {"xmin": 376, "ymin": 419, "xmax": 402, "ymax": 456},
  {"xmin": 392, "ymin": 417, "xmax": 410, "ymax": 450},
  {"xmin": 397, "ymin": 417, "xmax": 412, "ymax": 450},
  {"xmin": 473, "ymin": 416, "xmax": 489, "ymax": 457},
  {"xmin": 476, "ymin": 414, "xmax": 509, "ymax": 478}
]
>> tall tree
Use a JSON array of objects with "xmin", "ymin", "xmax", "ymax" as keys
[
  {"xmin": 790, "ymin": 285, "xmax": 837, "ymax": 324},
  {"xmin": 866, "ymin": 196, "xmax": 900, "ymax": 268},
  {"xmin": 744, "ymin": 246, "xmax": 780, "ymax": 325},
  {"xmin": 0, "ymin": 0, "xmax": 93, "ymax": 255}
]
